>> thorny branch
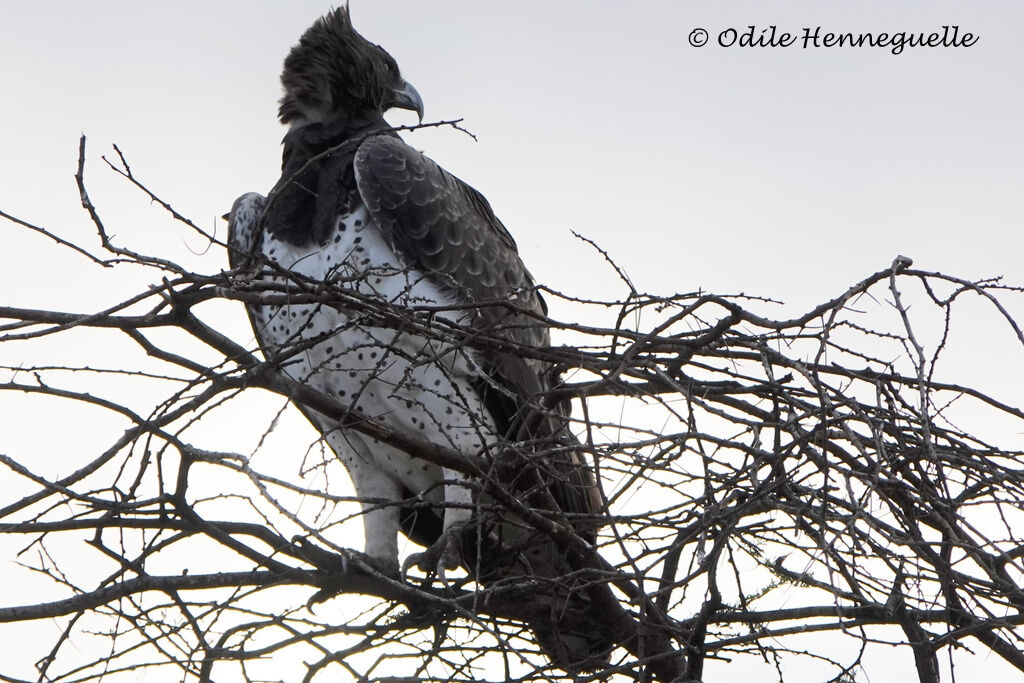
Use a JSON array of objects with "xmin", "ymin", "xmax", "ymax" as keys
[{"xmin": 1, "ymin": 135, "xmax": 1024, "ymax": 683}]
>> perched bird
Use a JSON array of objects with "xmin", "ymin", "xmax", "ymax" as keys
[{"xmin": 227, "ymin": 8, "xmax": 608, "ymax": 671}]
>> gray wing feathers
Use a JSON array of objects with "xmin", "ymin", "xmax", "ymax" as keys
[
  {"xmin": 226, "ymin": 192, "xmax": 268, "ymax": 271},
  {"xmin": 354, "ymin": 136, "xmax": 542, "ymax": 326}
]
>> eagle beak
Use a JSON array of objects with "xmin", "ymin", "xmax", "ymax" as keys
[{"xmin": 387, "ymin": 79, "xmax": 424, "ymax": 122}]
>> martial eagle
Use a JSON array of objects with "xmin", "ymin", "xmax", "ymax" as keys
[{"xmin": 227, "ymin": 8, "xmax": 608, "ymax": 670}]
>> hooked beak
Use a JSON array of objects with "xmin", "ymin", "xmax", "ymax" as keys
[{"xmin": 387, "ymin": 79, "xmax": 424, "ymax": 122}]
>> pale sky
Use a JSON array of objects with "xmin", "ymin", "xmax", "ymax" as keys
[{"xmin": 1, "ymin": 2, "xmax": 1022, "ymax": 681}]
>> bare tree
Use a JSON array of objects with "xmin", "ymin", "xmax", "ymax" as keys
[{"xmin": 2, "ymin": 135, "xmax": 1023, "ymax": 683}]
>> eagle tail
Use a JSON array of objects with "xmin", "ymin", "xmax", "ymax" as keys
[{"xmin": 469, "ymin": 526, "xmax": 612, "ymax": 673}]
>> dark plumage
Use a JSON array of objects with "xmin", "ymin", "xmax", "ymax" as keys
[
  {"xmin": 278, "ymin": 8, "xmax": 419, "ymax": 126},
  {"xmin": 228, "ymin": 8, "xmax": 608, "ymax": 672}
]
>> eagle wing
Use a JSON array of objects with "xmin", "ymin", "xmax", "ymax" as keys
[
  {"xmin": 353, "ymin": 134, "xmax": 601, "ymax": 527},
  {"xmin": 354, "ymin": 136, "xmax": 544, "ymax": 332},
  {"xmin": 226, "ymin": 192, "xmax": 267, "ymax": 271}
]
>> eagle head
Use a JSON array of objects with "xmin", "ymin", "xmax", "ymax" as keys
[{"xmin": 278, "ymin": 7, "xmax": 424, "ymax": 127}]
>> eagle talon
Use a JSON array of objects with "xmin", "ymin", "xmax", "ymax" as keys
[
  {"xmin": 401, "ymin": 525, "xmax": 464, "ymax": 584},
  {"xmin": 365, "ymin": 554, "xmax": 401, "ymax": 579}
]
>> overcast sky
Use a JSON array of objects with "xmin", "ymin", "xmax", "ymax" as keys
[
  {"xmin": 2, "ymin": 2, "xmax": 1022, "ymax": 681},
  {"xmin": 3, "ymin": 1, "xmax": 1021, "ymax": 307}
]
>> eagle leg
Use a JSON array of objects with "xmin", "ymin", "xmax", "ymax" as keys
[
  {"xmin": 328, "ymin": 432, "xmax": 405, "ymax": 576},
  {"xmin": 357, "ymin": 491, "xmax": 402, "ymax": 577},
  {"xmin": 403, "ymin": 469, "xmax": 475, "ymax": 581}
]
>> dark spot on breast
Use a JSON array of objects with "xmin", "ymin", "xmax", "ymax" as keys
[
  {"xmin": 334, "ymin": 234, "xmax": 341, "ymax": 243},
  {"xmin": 337, "ymin": 390, "xmax": 346, "ymax": 397},
  {"xmin": 369, "ymin": 351, "xmax": 377, "ymax": 359},
  {"xmin": 353, "ymin": 236, "xmax": 362, "ymax": 244},
  {"xmin": 354, "ymin": 219, "xmax": 362, "ymax": 227},
  {"xmin": 326, "ymin": 346, "xmax": 333, "ymax": 353}
]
